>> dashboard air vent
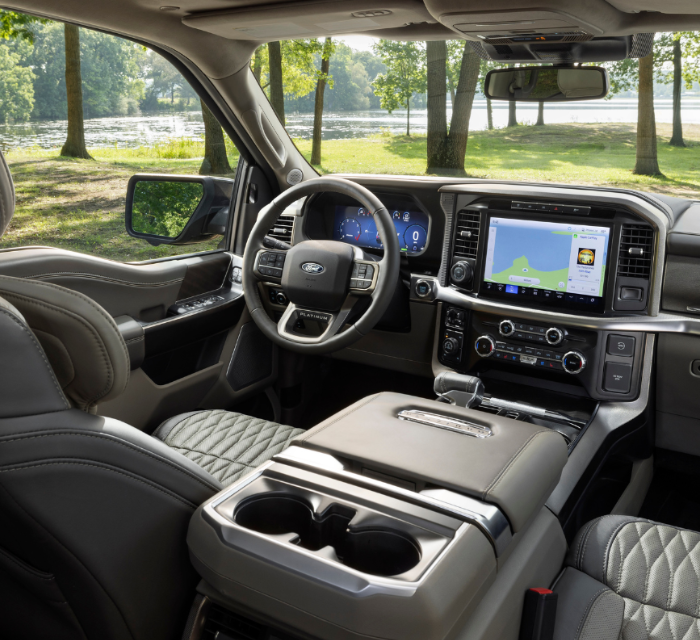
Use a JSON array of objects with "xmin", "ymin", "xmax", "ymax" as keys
[
  {"xmin": 268, "ymin": 214, "xmax": 294, "ymax": 242},
  {"xmin": 617, "ymin": 224, "xmax": 654, "ymax": 278},
  {"xmin": 453, "ymin": 209, "xmax": 481, "ymax": 259}
]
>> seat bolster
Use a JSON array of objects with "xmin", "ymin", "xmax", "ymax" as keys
[
  {"xmin": 566, "ymin": 515, "xmax": 651, "ymax": 584},
  {"xmin": 0, "ymin": 275, "xmax": 130, "ymax": 411},
  {"xmin": 553, "ymin": 567, "xmax": 624, "ymax": 640}
]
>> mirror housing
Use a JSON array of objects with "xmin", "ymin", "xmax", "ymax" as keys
[
  {"xmin": 125, "ymin": 174, "xmax": 234, "ymax": 246},
  {"xmin": 484, "ymin": 66, "xmax": 609, "ymax": 102}
]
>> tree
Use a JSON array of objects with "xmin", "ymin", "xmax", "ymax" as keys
[
  {"xmin": 634, "ymin": 52, "xmax": 661, "ymax": 176},
  {"xmin": 268, "ymin": 41, "xmax": 284, "ymax": 122},
  {"xmin": 426, "ymin": 41, "xmax": 481, "ymax": 175},
  {"xmin": 199, "ymin": 99, "xmax": 232, "ymax": 175},
  {"xmin": 0, "ymin": 10, "xmax": 44, "ymax": 41},
  {"xmin": 372, "ymin": 41, "xmax": 426, "ymax": 136},
  {"xmin": 656, "ymin": 32, "xmax": 700, "ymax": 148},
  {"xmin": 0, "ymin": 46, "xmax": 35, "ymax": 122},
  {"xmin": 535, "ymin": 101, "xmax": 545, "ymax": 126},
  {"xmin": 507, "ymin": 65, "xmax": 517, "ymax": 127},
  {"xmin": 310, "ymin": 37, "xmax": 334, "ymax": 166},
  {"xmin": 61, "ymin": 24, "xmax": 91, "ymax": 159}
]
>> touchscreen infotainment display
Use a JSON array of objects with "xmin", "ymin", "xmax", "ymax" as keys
[
  {"xmin": 332, "ymin": 205, "xmax": 429, "ymax": 254},
  {"xmin": 482, "ymin": 217, "xmax": 610, "ymax": 306}
]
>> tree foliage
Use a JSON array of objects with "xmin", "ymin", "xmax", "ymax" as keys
[
  {"xmin": 132, "ymin": 181, "xmax": 203, "ymax": 238},
  {"xmin": 0, "ymin": 45, "xmax": 35, "ymax": 122},
  {"xmin": 371, "ymin": 41, "xmax": 426, "ymax": 135},
  {"xmin": 0, "ymin": 10, "xmax": 45, "ymax": 42}
]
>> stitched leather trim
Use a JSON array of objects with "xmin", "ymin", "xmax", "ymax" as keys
[{"xmin": 27, "ymin": 272, "xmax": 183, "ymax": 287}]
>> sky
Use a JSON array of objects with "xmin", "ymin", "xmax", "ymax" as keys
[{"xmin": 336, "ymin": 36, "xmax": 378, "ymax": 53}]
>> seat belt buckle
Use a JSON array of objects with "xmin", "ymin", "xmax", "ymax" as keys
[{"xmin": 519, "ymin": 588, "xmax": 558, "ymax": 640}]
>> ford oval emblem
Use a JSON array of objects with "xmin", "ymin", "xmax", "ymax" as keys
[{"xmin": 301, "ymin": 262, "xmax": 325, "ymax": 274}]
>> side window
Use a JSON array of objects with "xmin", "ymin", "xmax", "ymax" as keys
[{"xmin": 0, "ymin": 17, "xmax": 239, "ymax": 261}]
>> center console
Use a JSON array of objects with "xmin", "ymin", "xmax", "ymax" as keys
[{"xmin": 186, "ymin": 392, "xmax": 568, "ymax": 640}]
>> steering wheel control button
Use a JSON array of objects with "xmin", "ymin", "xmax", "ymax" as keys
[
  {"xmin": 562, "ymin": 351, "xmax": 586, "ymax": 375},
  {"xmin": 450, "ymin": 261, "xmax": 473, "ymax": 286},
  {"xmin": 545, "ymin": 328, "xmax": 563, "ymax": 346},
  {"xmin": 475, "ymin": 335, "xmax": 496, "ymax": 358},
  {"xmin": 607, "ymin": 335, "xmax": 635, "ymax": 357},
  {"xmin": 415, "ymin": 279, "xmax": 433, "ymax": 298},
  {"xmin": 604, "ymin": 362, "xmax": 633, "ymax": 393},
  {"xmin": 499, "ymin": 320, "xmax": 515, "ymax": 337}
]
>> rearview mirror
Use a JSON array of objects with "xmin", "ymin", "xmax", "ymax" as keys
[
  {"xmin": 484, "ymin": 66, "xmax": 608, "ymax": 102},
  {"xmin": 125, "ymin": 174, "xmax": 233, "ymax": 246}
]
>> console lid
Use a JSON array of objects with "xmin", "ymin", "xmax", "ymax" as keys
[{"xmin": 296, "ymin": 392, "xmax": 568, "ymax": 532}]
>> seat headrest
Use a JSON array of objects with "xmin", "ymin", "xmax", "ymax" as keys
[
  {"xmin": 0, "ymin": 149, "xmax": 14, "ymax": 238},
  {"xmin": 0, "ymin": 276, "xmax": 130, "ymax": 413}
]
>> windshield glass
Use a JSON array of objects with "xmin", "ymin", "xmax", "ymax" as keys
[{"xmin": 253, "ymin": 35, "xmax": 700, "ymax": 198}]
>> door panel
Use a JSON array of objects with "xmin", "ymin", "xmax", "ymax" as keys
[{"xmin": 0, "ymin": 246, "xmax": 230, "ymax": 322}]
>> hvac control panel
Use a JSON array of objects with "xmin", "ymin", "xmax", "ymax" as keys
[{"xmin": 439, "ymin": 305, "xmax": 645, "ymax": 401}]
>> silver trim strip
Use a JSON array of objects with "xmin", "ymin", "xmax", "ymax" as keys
[
  {"xmin": 274, "ymin": 446, "xmax": 512, "ymax": 555},
  {"xmin": 398, "ymin": 409, "xmax": 492, "ymax": 438}
]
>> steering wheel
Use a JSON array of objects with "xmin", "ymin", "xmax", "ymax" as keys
[{"xmin": 243, "ymin": 177, "xmax": 400, "ymax": 354}]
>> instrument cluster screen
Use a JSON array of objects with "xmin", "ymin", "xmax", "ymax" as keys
[{"xmin": 332, "ymin": 205, "xmax": 429, "ymax": 254}]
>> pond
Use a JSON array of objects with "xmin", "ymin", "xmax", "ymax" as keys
[{"xmin": 1, "ymin": 97, "xmax": 699, "ymax": 151}]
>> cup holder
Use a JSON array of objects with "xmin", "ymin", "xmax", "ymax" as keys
[{"xmin": 234, "ymin": 493, "xmax": 421, "ymax": 577}]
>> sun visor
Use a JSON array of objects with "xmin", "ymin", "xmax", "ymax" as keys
[{"xmin": 182, "ymin": 0, "xmax": 437, "ymax": 41}]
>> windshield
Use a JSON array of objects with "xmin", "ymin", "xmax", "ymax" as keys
[{"xmin": 253, "ymin": 35, "xmax": 700, "ymax": 198}]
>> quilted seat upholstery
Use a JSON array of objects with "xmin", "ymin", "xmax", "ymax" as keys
[
  {"xmin": 154, "ymin": 409, "xmax": 304, "ymax": 485},
  {"xmin": 553, "ymin": 515, "xmax": 700, "ymax": 640}
]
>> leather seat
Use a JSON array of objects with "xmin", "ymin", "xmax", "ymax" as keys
[
  {"xmin": 0, "ymin": 148, "xmax": 302, "ymax": 640},
  {"xmin": 553, "ymin": 515, "xmax": 700, "ymax": 639}
]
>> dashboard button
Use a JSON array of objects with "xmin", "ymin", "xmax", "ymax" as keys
[
  {"xmin": 607, "ymin": 335, "xmax": 635, "ymax": 357},
  {"xmin": 604, "ymin": 362, "xmax": 632, "ymax": 393},
  {"xmin": 563, "ymin": 351, "xmax": 586, "ymax": 375},
  {"xmin": 475, "ymin": 335, "xmax": 496, "ymax": 358}
]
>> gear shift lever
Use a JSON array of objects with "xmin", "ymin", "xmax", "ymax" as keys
[{"xmin": 434, "ymin": 372, "xmax": 485, "ymax": 408}]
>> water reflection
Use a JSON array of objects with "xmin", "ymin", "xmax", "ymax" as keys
[{"xmin": 1, "ymin": 98, "xmax": 698, "ymax": 151}]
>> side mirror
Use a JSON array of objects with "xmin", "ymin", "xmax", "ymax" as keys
[
  {"xmin": 125, "ymin": 174, "xmax": 233, "ymax": 246},
  {"xmin": 484, "ymin": 66, "xmax": 609, "ymax": 102}
]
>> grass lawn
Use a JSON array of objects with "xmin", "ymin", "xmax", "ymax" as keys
[
  {"xmin": 296, "ymin": 122, "xmax": 700, "ymax": 200},
  {"xmin": 2, "ymin": 122, "xmax": 698, "ymax": 262}
]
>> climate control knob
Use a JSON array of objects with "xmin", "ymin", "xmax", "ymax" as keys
[
  {"xmin": 451, "ymin": 261, "xmax": 473, "ymax": 286},
  {"xmin": 499, "ymin": 319, "xmax": 515, "ymax": 337},
  {"xmin": 562, "ymin": 351, "xmax": 586, "ymax": 375},
  {"xmin": 546, "ymin": 327, "xmax": 564, "ymax": 346},
  {"xmin": 475, "ymin": 335, "xmax": 496, "ymax": 358}
]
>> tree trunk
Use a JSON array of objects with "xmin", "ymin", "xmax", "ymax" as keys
[
  {"xmin": 268, "ymin": 41, "xmax": 284, "ymax": 124},
  {"xmin": 310, "ymin": 37, "xmax": 332, "ymax": 166},
  {"xmin": 439, "ymin": 43, "xmax": 480, "ymax": 175},
  {"xmin": 508, "ymin": 101, "xmax": 517, "ymax": 127},
  {"xmin": 253, "ymin": 51, "xmax": 262, "ymax": 84},
  {"xmin": 670, "ymin": 37, "xmax": 685, "ymax": 147},
  {"xmin": 487, "ymin": 98, "xmax": 493, "ymax": 130},
  {"xmin": 634, "ymin": 52, "xmax": 661, "ymax": 176},
  {"xmin": 426, "ymin": 40, "xmax": 447, "ymax": 173},
  {"xmin": 406, "ymin": 97, "xmax": 410, "ymax": 136},
  {"xmin": 536, "ymin": 101, "xmax": 544, "ymax": 126},
  {"xmin": 199, "ymin": 99, "xmax": 232, "ymax": 175},
  {"xmin": 60, "ymin": 24, "xmax": 92, "ymax": 159}
]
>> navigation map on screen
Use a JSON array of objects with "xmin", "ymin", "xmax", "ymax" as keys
[{"xmin": 483, "ymin": 218, "xmax": 610, "ymax": 299}]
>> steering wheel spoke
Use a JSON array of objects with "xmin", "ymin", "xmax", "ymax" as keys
[
  {"xmin": 277, "ymin": 297, "xmax": 361, "ymax": 344},
  {"xmin": 349, "ymin": 260, "xmax": 379, "ymax": 294},
  {"xmin": 243, "ymin": 177, "xmax": 400, "ymax": 354},
  {"xmin": 253, "ymin": 248, "xmax": 287, "ymax": 283}
]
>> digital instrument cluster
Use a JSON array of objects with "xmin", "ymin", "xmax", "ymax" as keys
[{"xmin": 332, "ymin": 205, "xmax": 429, "ymax": 254}]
